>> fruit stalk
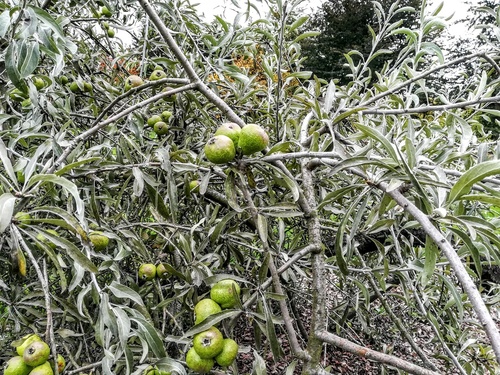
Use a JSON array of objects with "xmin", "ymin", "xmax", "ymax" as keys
[{"xmin": 12, "ymin": 226, "xmax": 59, "ymax": 375}]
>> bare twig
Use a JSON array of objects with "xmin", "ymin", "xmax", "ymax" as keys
[{"xmin": 316, "ymin": 331, "xmax": 440, "ymax": 375}]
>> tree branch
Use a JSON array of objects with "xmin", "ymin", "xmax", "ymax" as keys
[
  {"xmin": 376, "ymin": 180, "xmax": 500, "ymax": 362},
  {"xmin": 315, "ymin": 331, "xmax": 440, "ymax": 375},
  {"xmin": 361, "ymin": 51, "xmax": 496, "ymax": 106}
]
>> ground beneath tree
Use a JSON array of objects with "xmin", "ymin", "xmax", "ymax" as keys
[{"xmin": 230, "ymin": 268, "xmax": 500, "ymax": 374}]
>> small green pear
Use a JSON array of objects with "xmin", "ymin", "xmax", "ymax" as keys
[
  {"xmin": 107, "ymin": 28, "xmax": 115, "ymax": 38},
  {"xmin": 23, "ymin": 340, "xmax": 50, "ymax": 367},
  {"xmin": 101, "ymin": 6, "xmax": 112, "ymax": 17},
  {"xmin": 214, "ymin": 122, "xmax": 241, "ymax": 146},
  {"xmin": 153, "ymin": 121, "xmax": 168, "ymax": 136},
  {"xmin": 147, "ymin": 115, "xmax": 162, "ymax": 127},
  {"xmin": 15, "ymin": 334, "xmax": 42, "ymax": 356},
  {"xmin": 204, "ymin": 135, "xmax": 236, "ymax": 164},
  {"xmin": 29, "ymin": 361, "xmax": 54, "ymax": 375},
  {"xmin": 51, "ymin": 354, "xmax": 66, "ymax": 373},
  {"xmin": 4, "ymin": 356, "xmax": 32, "ymax": 375},
  {"xmin": 139, "ymin": 263, "xmax": 156, "ymax": 281},
  {"xmin": 149, "ymin": 70, "xmax": 167, "ymax": 81},
  {"xmin": 161, "ymin": 110, "xmax": 172, "ymax": 122},
  {"xmin": 124, "ymin": 75, "xmax": 144, "ymax": 91},
  {"xmin": 89, "ymin": 231, "xmax": 109, "ymax": 251}
]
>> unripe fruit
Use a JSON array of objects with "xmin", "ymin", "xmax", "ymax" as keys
[
  {"xmin": 149, "ymin": 70, "xmax": 167, "ymax": 81},
  {"xmin": 214, "ymin": 122, "xmax": 241, "ymax": 146},
  {"xmin": 89, "ymin": 231, "xmax": 109, "ymax": 251},
  {"xmin": 162, "ymin": 87, "xmax": 176, "ymax": 102},
  {"xmin": 124, "ymin": 75, "xmax": 144, "ymax": 91},
  {"xmin": 59, "ymin": 75, "xmax": 69, "ymax": 85},
  {"xmin": 69, "ymin": 82, "xmax": 80, "ymax": 93},
  {"xmin": 23, "ymin": 340, "xmax": 50, "ymax": 367},
  {"xmin": 33, "ymin": 77, "xmax": 46, "ymax": 90},
  {"xmin": 147, "ymin": 115, "xmax": 162, "ymax": 127},
  {"xmin": 204, "ymin": 135, "xmax": 236, "ymax": 164},
  {"xmin": 194, "ymin": 299, "xmax": 221, "ymax": 325},
  {"xmin": 4, "ymin": 356, "xmax": 32, "ymax": 375},
  {"xmin": 193, "ymin": 326, "xmax": 224, "ymax": 359},
  {"xmin": 138, "ymin": 263, "xmax": 156, "ymax": 281},
  {"xmin": 188, "ymin": 180, "xmax": 200, "ymax": 194},
  {"xmin": 83, "ymin": 82, "xmax": 93, "ymax": 92},
  {"xmin": 101, "ymin": 6, "xmax": 112, "ymax": 17},
  {"xmin": 29, "ymin": 361, "xmax": 54, "ymax": 375},
  {"xmin": 238, "ymin": 123, "xmax": 269, "ymax": 155},
  {"xmin": 156, "ymin": 263, "xmax": 168, "ymax": 279},
  {"xmin": 15, "ymin": 334, "xmax": 42, "ymax": 356},
  {"xmin": 107, "ymin": 28, "xmax": 115, "ymax": 38},
  {"xmin": 186, "ymin": 347, "xmax": 214, "ymax": 373},
  {"xmin": 52, "ymin": 354, "xmax": 66, "ymax": 373},
  {"xmin": 153, "ymin": 121, "xmax": 168, "ymax": 136},
  {"xmin": 215, "ymin": 338, "xmax": 239, "ymax": 367},
  {"xmin": 161, "ymin": 110, "xmax": 172, "ymax": 122},
  {"xmin": 210, "ymin": 279, "xmax": 241, "ymax": 309}
]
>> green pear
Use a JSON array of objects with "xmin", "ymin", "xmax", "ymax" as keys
[
  {"xmin": 15, "ymin": 334, "xmax": 42, "ymax": 356},
  {"xmin": 4, "ymin": 356, "xmax": 32, "ymax": 375},
  {"xmin": 153, "ymin": 121, "xmax": 168, "ymax": 136},
  {"xmin": 238, "ymin": 123, "xmax": 269, "ymax": 155},
  {"xmin": 147, "ymin": 115, "xmax": 162, "ymax": 127},
  {"xmin": 204, "ymin": 135, "xmax": 236, "ymax": 164},
  {"xmin": 161, "ymin": 110, "xmax": 172, "ymax": 122},
  {"xmin": 101, "ymin": 6, "xmax": 112, "ymax": 17},
  {"xmin": 149, "ymin": 70, "xmax": 167, "ymax": 81},
  {"xmin": 89, "ymin": 231, "xmax": 109, "ymax": 251},
  {"xmin": 29, "ymin": 361, "xmax": 54, "ymax": 375},
  {"xmin": 124, "ymin": 75, "xmax": 144, "ymax": 91},
  {"xmin": 214, "ymin": 122, "xmax": 241, "ymax": 146},
  {"xmin": 51, "ymin": 354, "xmax": 65, "ymax": 373},
  {"xmin": 23, "ymin": 340, "xmax": 50, "ymax": 367}
]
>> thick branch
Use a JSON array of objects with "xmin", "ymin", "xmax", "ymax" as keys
[
  {"xmin": 299, "ymin": 113, "xmax": 326, "ymax": 375},
  {"xmin": 378, "ymin": 181, "xmax": 500, "ymax": 362},
  {"xmin": 315, "ymin": 331, "xmax": 440, "ymax": 375}
]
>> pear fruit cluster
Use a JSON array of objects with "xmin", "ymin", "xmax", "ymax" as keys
[
  {"xmin": 138, "ymin": 263, "xmax": 169, "ymax": 281},
  {"xmin": 147, "ymin": 110, "xmax": 172, "ymax": 136},
  {"xmin": 186, "ymin": 279, "xmax": 240, "ymax": 373},
  {"xmin": 204, "ymin": 122, "xmax": 269, "ymax": 164},
  {"xmin": 5, "ymin": 334, "xmax": 66, "ymax": 375}
]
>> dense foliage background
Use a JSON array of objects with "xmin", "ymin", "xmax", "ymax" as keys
[{"xmin": 1, "ymin": 0, "xmax": 500, "ymax": 374}]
